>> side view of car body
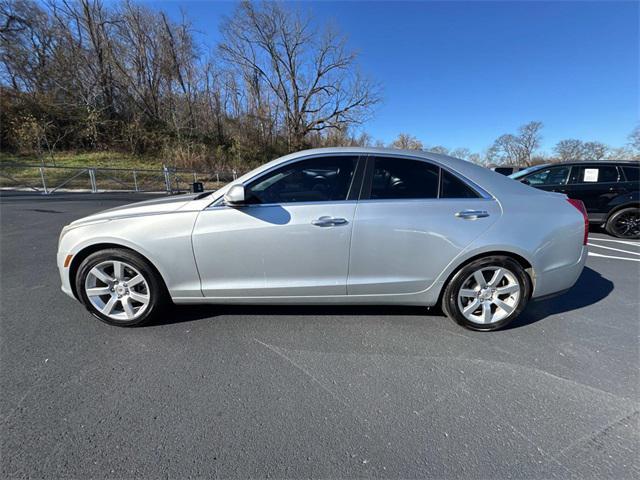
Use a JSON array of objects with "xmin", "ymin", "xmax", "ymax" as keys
[
  {"xmin": 58, "ymin": 148, "xmax": 588, "ymax": 330},
  {"xmin": 510, "ymin": 161, "xmax": 639, "ymax": 238}
]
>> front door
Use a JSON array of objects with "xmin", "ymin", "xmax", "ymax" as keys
[
  {"xmin": 519, "ymin": 164, "xmax": 572, "ymax": 193},
  {"xmin": 192, "ymin": 155, "xmax": 362, "ymax": 297}
]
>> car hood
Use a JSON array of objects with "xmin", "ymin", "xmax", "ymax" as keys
[{"xmin": 68, "ymin": 194, "xmax": 200, "ymax": 226}]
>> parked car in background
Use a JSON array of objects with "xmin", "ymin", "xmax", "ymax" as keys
[
  {"xmin": 58, "ymin": 148, "xmax": 588, "ymax": 330},
  {"xmin": 510, "ymin": 161, "xmax": 639, "ymax": 238},
  {"xmin": 492, "ymin": 166, "xmax": 525, "ymax": 176}
]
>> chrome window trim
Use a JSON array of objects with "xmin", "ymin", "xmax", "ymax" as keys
[
  {"xmin": 355, "ymin": 197, "xmax": 496, "ymax": 205},
  {"xmin": 207, "ymin": 200, "xmax": 359, "ymax": 210}
]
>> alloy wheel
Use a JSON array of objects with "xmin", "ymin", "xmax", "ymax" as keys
[
  {"xmin": 611, "ymin": 210, "xmax": 640, "ymax": 238},
  {"xmin": 84, "ymin": 260, "xmax": 151, "ymax": 321},
  {"xmin": 457, "ymin": 266, "xmax": 521, "ymax": 325}
]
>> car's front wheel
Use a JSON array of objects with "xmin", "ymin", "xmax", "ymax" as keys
[
  {"xmin": 442, "ymin": 256, "xmax": 532, "ymax": 331},
  {"xmin": 605, "ymin": 207, "xmax": 640, "ymax": 239},
  {"xmin": 76, "ymin": 248, "xmax": 168, "ymax": 326}
]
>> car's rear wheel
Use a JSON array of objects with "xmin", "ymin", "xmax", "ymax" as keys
[
  {"xmin": 76, "ymin": 248, "xmax": 167, "ymax": 327},
  {"xmin": 442, "ymin": 256, "xmax": 531, "ymax": 331},
  {"xmin": 605, "ymin": 207, "xmax": 640, "ymax": 239}
]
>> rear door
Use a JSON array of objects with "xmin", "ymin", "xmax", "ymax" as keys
[
  {"xmin": 620, "ymin": 164, "xmax": 640, "ymax": 194},
  {"xmin": 566, "ymin": 165, "xmax": 622, "ymax": 221},
  {"xmin": 347, "ymin": 156, "xmax": 500, "ymax": 295}
]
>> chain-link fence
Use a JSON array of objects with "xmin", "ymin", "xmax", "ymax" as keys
[{"xmin": 0, "ymin": 164, "xmax": 238, "ymax": 194}]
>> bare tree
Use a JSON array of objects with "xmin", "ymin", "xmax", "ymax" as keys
[
  {"xmin": 488, "ymin": 121, "xmax": 543, "ymax": 166},
  {"xmin": 450, "ymin": 147, "xmax": 470, "ymax": 160},
  {"xmin": 554, "ymin": 139, "xmax": 584, "ymax": 162},
  {"xmin": 517, "ymin": 121, "xmax": 543, "ymax": 165},
  {"xmin": 219, "ymin": 0, "xmax": 379, "ymax": 150},
  {"xmin": 0, "ymin": 0, "xmax": 59, "ymax": 92},
  {"xmin": 391, "ymin": 133, "xmax": 423, "ymax": 150},
  {"xmin": 487, "ymin": 134, "xmax": 521, "ymax": 165},
  {"xmin": 629, "ymin": 125, "xmax": 640, "ymax": 153},
  {"xmin": 467, "ymin": 152, "xmax": 482, "ymax": 164},
  {"xmin": 606, "ymin": 146, "xmax": 636, "ymax": 160},
  {"xmin": 429, "ymin": 145, "xmax": 449, "ymax": 155},
  {"xmin": 581, "ymin": 141, "xmax": 608, "ymax": 160}
]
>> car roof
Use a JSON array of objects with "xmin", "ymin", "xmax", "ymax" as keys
[{"xmin": 547, "ymin": 160, "xmax": 639, "ymax": 166}]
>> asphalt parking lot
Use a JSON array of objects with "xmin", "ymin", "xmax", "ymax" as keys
[{"xmin": 1, "ymin": 191, "xmax": 638, "ymax": 479}]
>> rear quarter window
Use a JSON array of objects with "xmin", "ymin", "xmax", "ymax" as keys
[
  {"xmin": 440, "ymin": 170, "xmax": 479, "ymax": 198},
  {"xmin": 622, "ymin": 166, "xmax": 639, "ymax": 183}
]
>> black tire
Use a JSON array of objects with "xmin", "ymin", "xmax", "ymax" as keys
[
  {"xmin": 75, "ymin": 248, "xmax": 168, "ymax": 327},
  {"xmin": 605, "ymin": 207, "xmax": 640, "ymax": 239},
  {"xmin": 442, "ymin": 256, "xmax": 532, "ymax": 331}
]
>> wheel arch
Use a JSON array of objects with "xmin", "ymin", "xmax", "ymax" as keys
[
  {"xmin": 436, "ymin": 250, "xmax": 534, "ymax": 307},
  {"xmin": 605, "ymin": 201, "xmax": 640, "ymax": 224},
  {"xmin": 69, "ymin": 243, "xmax": 168, "ymax": 302}
]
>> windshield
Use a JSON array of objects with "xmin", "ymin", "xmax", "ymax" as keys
[{"xmin": 509, "ymin": 164, "xmax": 549, "ymax": 180}]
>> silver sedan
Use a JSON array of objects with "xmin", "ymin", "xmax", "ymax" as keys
[{"xmin": 57, "ymin": 148, "xmax": 588, "ymax": 331}]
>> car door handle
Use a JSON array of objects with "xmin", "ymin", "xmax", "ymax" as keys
[
  {"xmin": 312, "ymin": 216, "xmax": 348, "ymax": 227},
  {"xmin": 455, "ymin": 210, "xmax": 489, "ymax": 220}
]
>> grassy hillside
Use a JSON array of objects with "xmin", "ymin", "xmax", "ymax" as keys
[
  {"xmin": 0, "ymin": 151, "xmax": 212, "ymax": 192},
  {"xmin": 0, "ymin": 151, "xmax": 166, "ymax": 170}
]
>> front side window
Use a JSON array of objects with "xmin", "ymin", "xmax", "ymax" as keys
[
  {"xmin": 245, "ymin": 156, "xmax": 358, "ymax": 204},
  {"xmin": 523, "ymin": 166, "xmax": 571, "ymax": 186},
  {"xmin": 569, "ymin": 166, "xmax": 619, "ymax": 184},
  {"xmin": 370, "ymin": 157, "xmax": 439, "ymax": 199}
]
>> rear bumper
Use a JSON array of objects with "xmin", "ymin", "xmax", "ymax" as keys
[{"xmin": 532, "ymin": 246, "xmax": 587, "ymax": 299}]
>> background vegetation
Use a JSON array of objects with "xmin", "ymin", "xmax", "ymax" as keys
[{"xmin": 1, "ymin": 0, "xmax": 638, "ymax": 173}]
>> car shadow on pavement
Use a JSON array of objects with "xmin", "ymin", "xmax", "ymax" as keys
[
  {"xmin": 148, "ymin": 266, "xmax": 612, "ymax": 330},
  {"xmin": 503, "ymin": 266, "xmax": 613, "ymax": 329},
  {"xmin": 150, "ymin": 304, "xmax": 428, "ymax": 327}
]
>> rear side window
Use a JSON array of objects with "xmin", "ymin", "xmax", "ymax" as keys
[
  {"xmin": 622, "ymin": 166, "xmax": 639, "ymax": 182},
  {"xmin": 440, "ymin": 170, "xmax": 479, "ymax": 198},
  {"xmin": 370, "ymin": 157, "xmax": 439, "ymax": 199},
  {"xmin": 569, "ymin": 166, "xmax": 619, "ymax": 184},
  {"xmin": 522, "ymin": 166, "xmax": 571, "ymax": 186}
]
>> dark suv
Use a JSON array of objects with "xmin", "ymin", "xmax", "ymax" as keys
[{"xmin": 510, "ymin": 161, "xmax": 639, "ymax": 238}]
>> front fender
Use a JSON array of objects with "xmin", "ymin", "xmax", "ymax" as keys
[{"xmin": 58, "ymin": 212, "xmax": 203, "ymax": 299}]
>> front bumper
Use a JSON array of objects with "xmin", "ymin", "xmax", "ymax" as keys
[{"xmin": 57, "ymin": 249, "xmax": 76, "ymax": 300}]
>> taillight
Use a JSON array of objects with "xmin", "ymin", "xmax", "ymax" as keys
[{"xmin": 567, "ymin": 198, "xmax": 588, "ymax": 245}]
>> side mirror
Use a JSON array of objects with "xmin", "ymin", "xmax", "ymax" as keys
[
  {"xmin": 521, "ymin": 178, "xmax": 530, "ymax": 185},
  {"xmin": 224, "ymin": 185, "xmax": 246, "ymax": 206}
]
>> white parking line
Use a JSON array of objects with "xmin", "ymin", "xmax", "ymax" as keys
[
  {"xmin": 587, "ymin": 243, "xmax": 640, "ymax": 256},
  {"xmin": 588, "ymin": 237, "xmax": 640, "ymax": 247},
  {"xmin": 588, "ymin": 252, "xmax": 640, "ymax": 262}
]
